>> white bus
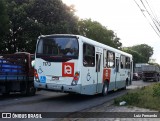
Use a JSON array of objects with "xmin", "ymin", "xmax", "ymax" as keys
[{"xmin": 34, "ymin": 34, "xmax": 133, "ymax": 95}]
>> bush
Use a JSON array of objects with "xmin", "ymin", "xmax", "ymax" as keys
[
  {"xmin": 114, "ymin": 83, "xmax": 160, "ymax": 111},
  {"xmin": 153, "ymin": 83, "xmax": 160, "ymax": 97},
  {"xmin": 114, "ymin": 92, "xmax": 140, "ymax": 105}
]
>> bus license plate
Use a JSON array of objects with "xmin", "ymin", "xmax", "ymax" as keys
[{"xmin": 52, "ymin": 76, "xmax": 59, "ymax": 80}]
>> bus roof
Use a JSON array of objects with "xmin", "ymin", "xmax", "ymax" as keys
[
  {"xmin": 38, "ymin": 34, "xmax": 132, "ymax": 58},
  {"xmin": 78, "ymin": 35, "xmax": 132, "ymax": 58}
]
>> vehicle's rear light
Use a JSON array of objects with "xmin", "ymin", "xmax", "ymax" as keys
[
  {"xmin": 71, "ymin": 72, "xmax": 80, "ymax": 85},
  {"xmin": 34, "ymin": 69, "xmax": 39, "ymax": 82}
]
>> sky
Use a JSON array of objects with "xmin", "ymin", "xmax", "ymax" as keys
[{"xmin": 62, "ymin": 0, "xmax": 160, "ymax": 64}]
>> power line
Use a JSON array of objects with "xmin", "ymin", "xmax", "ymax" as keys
[
  {"xmin": 139, "ymin": 0, "xmax": 160, "ymax": 33},
  {"xmin": 144, "ymin": 0, "xmax": 160, "ymax": 27},
  {"xmin": 138, "ymin": 0, "xmax": 160, "ymax": 36},
  {"xmin": 133, "ymin": 0, "xmax": 160, "ymax": 38}
]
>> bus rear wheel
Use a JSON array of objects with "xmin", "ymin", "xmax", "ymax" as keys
[{"xmin": 102, "ymin": 82, "xmax": 108, "ymax": 96}]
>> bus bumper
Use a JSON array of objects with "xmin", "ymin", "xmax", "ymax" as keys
[{"xmin": 34, "ymin": 82, "xmax": 81, "ymax": 94}]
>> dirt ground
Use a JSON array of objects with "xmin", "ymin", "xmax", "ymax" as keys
[{"xmin": 58, "ymin": 100, "xmax": 159, "ymax": 121}]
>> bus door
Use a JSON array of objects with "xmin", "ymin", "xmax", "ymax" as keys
[
  {"xmin": 81, "ymin": 43, "xmax": 96, "ymax": 95},
  {"xmin": 129, "ymin": 61, "xmax": 133, "ymax": 85},
  {"xmin": 96, "ymin": 52, "xmax": 103, "ymax": 93},
  {"xmin": 115, "ymin": 57, "xmax": 120, "ymax": 89}
]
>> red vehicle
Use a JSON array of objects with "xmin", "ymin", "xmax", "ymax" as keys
[
  {"xmin": 0, "ymin": 52, "xmax": 36, "ymax": 96},
  {"xmin": 133, "ymin": 73, "xmax": 140, "ymax": 80}
]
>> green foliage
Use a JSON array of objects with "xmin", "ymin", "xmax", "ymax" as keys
[
  {"xmin": 1, "ymin": 0, "xmax": 79, "ymax": 54},
  {"xmin": 131, "ymin": 44, "xmax": 153, "ymax": 63},
  {"xmin": 122, "ymin": 48, "xmax": 146, "ymax": 66},
  {"xmin": 114, "ymin": 92, "xmax": 140, "ymax": 105},
  {"xmin": 114, "ymin": 84, "xmax": 160, "ymax": 111},
  {"xmin": 78, "ymin": 19, "xmax": 122, "ymax": 49},
  {"xmin": 0, "ymin": 0, "xmax": 9, "ymax": 52},
  {"xmin": 153, "ymin": 83, "xmax": 160, "ymax": 97},
  {"xmin": 0, "ymin": 0, "xmax": 128, "ymax": 54},
  {"xmin": 123, "ymin": 44, "xmax": 153, "ymax": 64},
  {"xmin": 0, "ymin": 0, "xmax": 9, "ymax": 34}
]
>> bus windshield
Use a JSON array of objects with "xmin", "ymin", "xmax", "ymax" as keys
[{"xmin": 36, "ymin": 36, "xmax": 79, "ymax": 58}]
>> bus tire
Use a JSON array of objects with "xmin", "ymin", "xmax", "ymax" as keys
[
  {"xmin": 102, "ymin": 82, "xmax": 108, "ymax": 96},
  {"xmin": 123, "ymin": 79, "xmax": 128, "ymax": 90},
  {"xmin": 26, "ymin": 83, "xmax": 36, "ymax": 96}
]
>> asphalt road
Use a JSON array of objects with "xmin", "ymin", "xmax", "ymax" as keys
[{"xmin": 0, "ymin": 80, "xmax": 158, "ymax": 121}]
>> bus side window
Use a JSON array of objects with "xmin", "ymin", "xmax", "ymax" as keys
[
  {"xmin": 83, "ymin": 43, "xmax": 95, "ymax": 67},
  {"xmin": 106, "ymin": 51, "xmax": 115, "ymax": 68},
  {"xmin": 125, "ymin": 57, "xmax": 130, "ymax": 69},
  {"xmin": 120, "ymin": 55, "xmax": 130, "ymax": 69},
  {"xmin": 120, "ymin": 55, "xmax": 125, "ymax": 69}
]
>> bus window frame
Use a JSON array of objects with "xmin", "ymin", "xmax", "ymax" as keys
[
  {"xmin": 120, "ymin": 55, "xmax": 131, "ymax": 69},
  {"xmin": 83, "ymin": 43, "xmax": 95, "ymax": 67},
  {"xmin": 106, "ymin": 50, "xmax": 115, "ymax": 68},
  {"xmin": 36, "ymin": 36, "xmax": 79, "ymax": 59}
]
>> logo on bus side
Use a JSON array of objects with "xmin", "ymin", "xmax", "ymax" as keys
[
  {"xmin": 62, "ymin": 63, "xmax": 74, "ymax": 77},
  {"xmin": 103, "ymin": 68, "xmax": 111, "ymax": 82}
]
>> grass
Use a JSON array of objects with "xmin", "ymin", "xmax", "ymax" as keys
[{"xmin": 114, "ymin": 83, "xmax": 160, "ymax": 111}]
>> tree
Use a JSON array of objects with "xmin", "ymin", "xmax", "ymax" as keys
[
  {"xmin": 123, "ymin": 44, "xmax": 153, "ymax": 65},
  {"xmin": 78, "ymin": 19, "xmax": 122, "ymax": 49},
  {"xmin": 122, "ymin": 47, "xmax": 146, "ymax": 66},
  {"xmin": 1, "ymin": 0, "xmax": 79, "ymax": 54},
  {"xmin": 0, "ymin": 0, "xmax": 9, "ymax": 53},
  {"xmin": 0, "ymin": 0, "xmax": 9, "ymax": 34},
  {"xmin": 130, "ymin": 44, "xmax": 153, "ymax": 63}
]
